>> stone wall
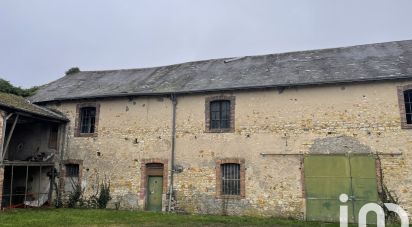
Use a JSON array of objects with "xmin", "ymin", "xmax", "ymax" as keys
[{"xmin": 46, "ymin": 80, "xmax": 412, "ymax": 219}]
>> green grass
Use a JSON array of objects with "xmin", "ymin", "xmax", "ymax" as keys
[{"xmin": 0, "ymin": 209, "xmax": 399, "ymax": 227}]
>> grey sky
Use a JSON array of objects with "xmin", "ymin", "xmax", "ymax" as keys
[{"xmin": 1, "ymin": 0, "xmax": 412, "ymax": 88}]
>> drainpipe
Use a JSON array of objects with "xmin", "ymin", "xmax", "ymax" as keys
[
  {"xmin": 56, "ymin": 122, "xmax": 68, "ymax": 207},
  {"xmin": 168, "ymin": 94, "xmax": 177, "ymax": 212}
]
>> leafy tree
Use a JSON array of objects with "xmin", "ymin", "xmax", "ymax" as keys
[{"xmin": 0, "ymin": 78, "xmax": 39, "ymax": 97}]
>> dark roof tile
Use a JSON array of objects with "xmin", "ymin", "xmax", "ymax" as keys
[{"xmin": 30, "ymin": 39, "xmax": 412, "ymax": 103}]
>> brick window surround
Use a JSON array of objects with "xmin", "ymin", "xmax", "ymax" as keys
[
  {"xmin": 205, "ymin": 95, "xmax": 236, "ymax": 133},
  {"xmin": 74, "ymin": 103, "xmax": 100, "ymax": 137},
  {"xmin": 397, "ymin": 85, "xmax": 412, "ymax": 129},
  {"xmin": 139, "ymin": 158, "xmax": 169, "ymax": 201},
  {"xmin": 215, "ymin": 158, "xmax": 245, "ymax": 198}
]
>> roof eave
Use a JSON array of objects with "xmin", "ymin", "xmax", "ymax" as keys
[
  {"xmin": 0, "ymin": 103, "xmax": 69, "ymax": 122},
  {"xmin": 32, "ymin": 75, "xmax": 412, "ymax": 104}
]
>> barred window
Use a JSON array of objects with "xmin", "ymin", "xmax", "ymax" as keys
[
  {"xmin": 66, "ymin": 164, "xmax": 79, "ymax": 177},
  {"xmin": 80, "ymin": 107, "xmax": 96, "ymax": 133},
  {"xmin": 404, "ymin": 90, "xmax": 412, "ymax": 124},
  {"xmin": 221, "ymin": 163, "xmax": 240, "ymax": 195},
  {"xmin": 210, "ymin": 100, "xmax": 231, "ymax": 129}
]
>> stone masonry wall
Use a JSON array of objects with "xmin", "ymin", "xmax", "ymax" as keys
[{"xmin": 46, "ymin": 80, "xmax": 412, "ymax": 219}]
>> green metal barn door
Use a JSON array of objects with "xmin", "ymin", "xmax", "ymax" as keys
[
  {"xmin": 305, "ymin": 155, "xmax": 353, "ymax": 222},
  {"xmin": 350, "ymin": 155, "xmax": 379, "ymax": 224},
  {"xmin": 304, "ymin": 154, "xmax": 378, "ymax": 223},
  {"xmin": 146, "ymin": 176, "xmax": 163, "ymax": 211}
]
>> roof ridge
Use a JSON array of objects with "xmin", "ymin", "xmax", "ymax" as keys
[{"xmin": 30, "ymin": 39, "xmax": 412, "ymax": 103}]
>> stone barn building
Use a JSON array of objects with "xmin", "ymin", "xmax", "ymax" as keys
[{"xmin": 2, "ymin": 39, "xmax": 412, "ymax": 222}]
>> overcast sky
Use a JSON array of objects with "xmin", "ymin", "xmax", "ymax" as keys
[{"xmin": 1, "ymin": 0, "xmax": 412, "ymax": 88}]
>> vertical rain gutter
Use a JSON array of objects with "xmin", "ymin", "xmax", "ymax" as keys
[
  {"xmin": 168, "ymin": 93, "xmax": 177, "ymax": 212},
  {"xmin": 56, "ymin": 122, "xmax": 68, "ymax": 207}
]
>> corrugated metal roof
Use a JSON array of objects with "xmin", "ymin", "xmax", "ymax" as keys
[
  {"xmin": 0, "ymin": 93, "xmax": 68, "ymax": 121},
  {"xmin": 30, "ymin": 39, "xmax": 412, "ymax": 103}
]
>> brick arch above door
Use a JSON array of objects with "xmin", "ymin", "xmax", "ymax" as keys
[{"xmin": 139, "ymin": 158, "xmax": 168, "ymax": 200}]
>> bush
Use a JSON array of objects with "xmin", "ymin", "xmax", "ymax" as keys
[
  {"xmin": 65, "ymin": 67, "xmax": 80, "ymax": 75},
  {"xmin": 67, "ymin": 179, "xmax": 83, "ymax": 208},
  {"xmin": 97, "ymin": 181, "xmax": 111, "ymax": 209},
  {"xmin": 64, "ymin": 176, "xmax": 111, "ymax": 209}
]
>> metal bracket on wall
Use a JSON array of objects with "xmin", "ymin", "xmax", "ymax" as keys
[
  {"xmin": 376, "ymin": 152, "xmax": 402, "ymax": 156},
  {"xmin": 260, "ymin": 153, "xmax": 304, "ymax": 156}
]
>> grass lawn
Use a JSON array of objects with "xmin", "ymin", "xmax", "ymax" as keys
[{"xmin": 0, "ymin": 208, "xmax": 398, "ymax": 227}]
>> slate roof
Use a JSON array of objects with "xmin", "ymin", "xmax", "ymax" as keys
[
  {"xmin": 30, "ymin": 39, "xmax": 412, "ymax": 103},
  {"xmin": 0, "ymin": 93, "xmax": 68, "ymax": 121}
]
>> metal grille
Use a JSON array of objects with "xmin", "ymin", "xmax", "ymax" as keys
[
  {"xmin": 1, "ymin": 164, "xmax": 54, "ymax": 208},
  {"xmin": 80, "ymin": 107, "xmax": 96, "ymax": 133},
  {"xmin": 404, "ymin": 90, "xmax": 412, "ymax": 124},
  {"xmin": 66, "ymin": 164, "xmax": 79, "ymax": 177},
  {"xmin": 221, "ymin": 163, "xmax": 240, "ymax": 195},
  {"xmin": 210, "ymin": 100, "xmax": 230, "ymax": 129}
]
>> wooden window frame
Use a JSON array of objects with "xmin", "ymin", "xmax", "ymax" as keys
[
  {"xmin": 205, "ymin": 96, "xmax": 235, "ymax": 133},
  {"xmin": 215, "ymin": 158, "xmax": 245, "ymax": 199},
  {"xmin": 75, "ymin": 103, "xmax": 100, "ymax": 137},
  {"xmin": 48, "ymin": 124, "xmax": 59, "ymax": 149},
  {"xmin": 397, "ymin": 85, "xmax": 412, "ymax": 129}
]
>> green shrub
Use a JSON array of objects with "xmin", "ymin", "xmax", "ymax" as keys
[
  {"xmin": 97, "ymin": 181, "xmax": 111, "ymax": 209},
  {"xmin": 65, "ymin": 67, "xmax": 80, "ymax": 75},
  {"xmin": 67, "ymin": 180, "xmax": 83, "ymax": 208}
]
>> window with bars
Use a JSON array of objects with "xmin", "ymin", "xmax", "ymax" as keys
[
  {"xmin": 66, "ymin": 164, "xmax": 79, "ymax": 177},
  {"xmin": 80, "ymin": 107, "xmax": 96, "ymax": 133},
  {"xmin": 210, "ymin": 100, "xmax": 231, "ymax": 130},
  {"xmin": 221, "ymin": 163, "xmax": 240, "ymax": 196},
  {"xmin": 404, "ymin": 90, "xmax": 412, "ymax": 124}
]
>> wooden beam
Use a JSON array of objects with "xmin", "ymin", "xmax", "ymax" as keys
[
  {"xmin": 2, "ymin": 114, "xmax": 19, "ymax": 161},
  {"xmin": 14, "ymin": 111, "xmax": 64, "ymax": 123},
  {"xmin": 0, "ymin": 113, "xmax": 11, "ymax": 164},
  {"xmin": 5, "ymin": 113, "xmax": 13, "ymax": 121}
]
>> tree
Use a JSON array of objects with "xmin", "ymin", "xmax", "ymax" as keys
[{"xmin": 0, "ymin": 78, "xmax": 39, "ymax": 97}]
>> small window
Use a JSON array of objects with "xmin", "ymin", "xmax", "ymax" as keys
[
  {"xmin": 210, "ymin": 100, "xmax": 231, "ymax": 130},
  {"xmin": 80, "ymin": 107, "xmax": 96, "ymax": 133},
  {"xmin": 221, "ymin": 163, "xmax": 240, "ymax": 195},
  {"xmin": 66, "ymin": 164, "xmax": 79, "ymax": 177},
  {"xmin": 48, "ymin": 125, "xmax": 59, "ymax": 149},
  {"xmin": 404, "ymin": 90, "xmax": 412, "ymax": 124}
]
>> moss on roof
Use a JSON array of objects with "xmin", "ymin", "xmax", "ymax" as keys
[{"xmin": 0, "ymin": 92, "xmax": 67, "ymax": 121}]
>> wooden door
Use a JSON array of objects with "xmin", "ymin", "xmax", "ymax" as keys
[{"xmin": 146, "ymin": 176, "xmax": 163, "ymax": 211}]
